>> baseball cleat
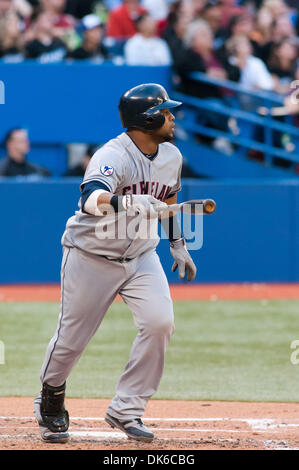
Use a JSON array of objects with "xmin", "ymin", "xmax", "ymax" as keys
[
  {"xmin": 34, "ymin": 395, "xmax": 70, "ymax": 443},
  {"xmin": 105, "ymin": 413, "xmax": 154, "ymax": 442},
  {"xmin": 34, "ymin": 382, "xmax": 70, "ymax": 443}
]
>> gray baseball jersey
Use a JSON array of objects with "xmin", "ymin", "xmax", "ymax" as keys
[{"xmin": 62, "ymin": 132, "xmax": 182, "ymax": 259}]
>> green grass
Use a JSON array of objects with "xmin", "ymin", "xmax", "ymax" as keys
[{"xmin": 0, "ymin": 300, "xmax": 298, "ymax": 402}]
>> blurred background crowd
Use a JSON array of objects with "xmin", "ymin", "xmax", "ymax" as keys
[
  {"xmin": 0, "ymin": 0, "xmax": 298, "ymax": 92},
  {"xmin": 0, "ymin": 0, "xmax": 298, "ymax": 178}
]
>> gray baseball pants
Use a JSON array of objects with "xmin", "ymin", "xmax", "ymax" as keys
[{"xmin": 40, "ymin": 246, "xmax": 174, "ymax": 420}]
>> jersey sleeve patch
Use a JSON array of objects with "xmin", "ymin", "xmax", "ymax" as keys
[{"xmin": 100, "ymin": 165, "xmax": 114, "ymax": 176}]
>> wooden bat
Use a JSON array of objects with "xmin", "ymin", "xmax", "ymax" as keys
[{"xmin": 159, "ymin": 199, "xmax": 216, "ymax": 218}]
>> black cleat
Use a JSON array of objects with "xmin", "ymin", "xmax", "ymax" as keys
[
  {"xmin": 105, "ymin": 413, "xmax": 154, "ymax": 442},
  {"xmin": 34, "ymin": 382, "xmax": 69, "ymax": 443}
]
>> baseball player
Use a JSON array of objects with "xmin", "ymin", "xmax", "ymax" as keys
[{"xmin": 34, "ymin": 83, "xmax": 197, "ymax": 443}]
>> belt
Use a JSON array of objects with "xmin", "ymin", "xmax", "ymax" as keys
[
  {"xmin": 72, "ymin": 246, "xmax": 134, "ymax": 263},
  {"xmin": 101, "ymin": 255, "xmax": 133, "ymax": 263}
]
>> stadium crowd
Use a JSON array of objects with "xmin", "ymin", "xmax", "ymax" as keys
[
  {"xmin": 0, "ymin": 0, "xmax": 298, "ymax": 93},
  {"xmin": 0, "ymin": 0, "xmax": 298, "ymax": 177}
]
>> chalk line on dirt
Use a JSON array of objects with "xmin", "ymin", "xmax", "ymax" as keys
[{"xmin": 1, "ymin": 416, "xmax": 299, "ymax": 430}]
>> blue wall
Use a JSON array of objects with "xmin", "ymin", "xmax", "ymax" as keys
[
  {"xmin": 0, "ymin": 62, "xmax": 172, "ymax": 144},
  {"xmin": 0, "ymin": 178, "xmax": 298, "ymax": 283},
  {"xmin": 0, "ymin": 63, "xmax": 172, "ymax": 173}
]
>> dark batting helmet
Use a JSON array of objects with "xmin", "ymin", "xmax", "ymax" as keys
[{"xmin": 118, "ymin": 83, "xmax": 182, "ymax": 131}]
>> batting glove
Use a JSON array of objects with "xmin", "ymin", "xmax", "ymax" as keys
[
  {"xmin": 124, "ymin": 194, "xmax": 168, "ymax": 219},
  {"xmin": 170, "ymin": 238, "xmax": 197, "ymax": 281}
]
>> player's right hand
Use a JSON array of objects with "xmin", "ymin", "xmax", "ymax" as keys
[
  {"xmin": 124, "ymin": 194, "xmax": 168, "ymax": 219},
  {"xmin": 170, "ymin": 238, "xmax": 197, "ymax": 281}
]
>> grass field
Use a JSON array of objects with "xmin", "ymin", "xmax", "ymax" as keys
[{"xmin": 0, "ymin": 299, "xmax": 298, "ymax": 402}]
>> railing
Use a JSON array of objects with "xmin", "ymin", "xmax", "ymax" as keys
[
  {"xmin": 190, "ymin": 71, "xmax": 284, "ymax": 105},
  {"xmin": 173, "ymin": 72, "xmax": 299, "ymax": 170}
]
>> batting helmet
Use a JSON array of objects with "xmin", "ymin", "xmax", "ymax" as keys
[{"xmin": 118, "ymin": 83, "xmax": 182, "ymax": 131}]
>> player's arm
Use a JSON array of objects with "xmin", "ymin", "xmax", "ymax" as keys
[
  {"xmin": 82, "ymin": 184, "xmax": 128, "ymax": 215},
  {"xmin": 81, "ymin": 181, "xmax": 114, "ymax": 215},
  {"xmin": 159, "ymin": 193, "xmax": 182, "ymax": 240},
  {"xmin": 81, "ymin": 181, "xmax": 167, "ymax": 217},
  {"xmin": 81, "ymin": 181, "xmax": 133, "ymax": 215}
]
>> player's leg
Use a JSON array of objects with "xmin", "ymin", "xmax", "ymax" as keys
[
  {"xmin": 40, "ymin": 247, "xmax": 122, "ymax": 385},
  {"xmin": 35, "ymin": 247, "xmax": 123, "ymax": 442},
  {"xmin": 105, "ymin": 250, "xmax": 174, "ymax": 441}
]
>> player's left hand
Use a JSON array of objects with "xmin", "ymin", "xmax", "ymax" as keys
[
  {"xmin": 126, "ymin": 194, "xmax": 168, "ymax": 219},
  {"xmin": 170, "ymin": 238, "xmax": 197, "ymax": 281}
]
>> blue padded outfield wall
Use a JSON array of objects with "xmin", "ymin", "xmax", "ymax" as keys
[{"xmin": 0, "ymin": 178, "xmax": 298, "ymax": 283}]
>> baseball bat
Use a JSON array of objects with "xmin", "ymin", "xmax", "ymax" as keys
[{"xmin": 159, "ymin": 199, "xmax": 216, "ymax": 218}]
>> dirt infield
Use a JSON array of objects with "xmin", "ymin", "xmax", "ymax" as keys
[
  {"xmin": 0, "ymin": 397, "xmax": 299, "ymax": 450},
  {"xmin": 1, "ymin": 283, "xmax": 299, "ymax": 302}
]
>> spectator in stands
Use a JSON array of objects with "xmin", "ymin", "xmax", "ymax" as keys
[
  {"xmin": 217, "ymin": 0, "xmax": 246, "ymax": 28},
  {"xmin": 163, "ymin": 0, "xmax": 193, "ymax": 40},
  {"xmin": 250, "ymin": 6, "xmax": 296, "ymax": 63},
  {"xmin": 215, "ymin": 12, "xmax": 255, "ymax": 61},
  {"xmin": 175, "ymin": 19, "xmax": 239, "ymax": 99},
  {"xmin": 261, "ymin": 0, "xmax": 289, "ymax": 20},
  {"xmin": 162, "ymin": 2, "xmax": 193, "ymax": 80},
  {"xmin": 141, "ymin": 0, "xmax": 170, "ymax": 34},
  {"xmin": 64, "ymin": 144, "xmax": 96, "ymax": 176},
  {"xmin": 250, "ymin": 6, "xmax": 274, "ymax": 60},
  {"xmin": 191, "ymin": 0, "xmax": 209, "ymax": 19},
  {"xmin": 183, "ymin": 19, "xmax": 226, "ymax": 79},
  {"xmin": 124, "ymin": 13, "xmax": 172, "ymax": 65},
  {"xmin": 170, "ymin": 18, "xmax": 239, "ymax": 153},
  {"xmin": 0, "ymin": 128, "xmax": 50, "ymax": 177},
  {"xmin": 267, "ymin": 38, "xmax": 298, "ymax": 92},
  {"xmin": 200, "ymin": 0, "xmax": 222, "ymax": 37},
  {"xmin": 0, "ymin": 10, "xmax": 24, "ymax": 62},
  {"xmin": 40, "ymin": 0, "xmax": 75, "ymax": 34},
  {"xmin": 271, "ymin": 15, "xmax": 296, "ymax": 42},
  {"xmin": 226, "ymin": 34, "xmax": 275, "ymax": 91},
  {"xmin": 228, "ymin": 13, "xmax": 255, "ymax": 39},
  {"xmin": 106, "ymin": 0, "xmax": 147, "ymax": 40},
  {"xmin": 24, "ymin": 11, "xmax": 68, "ymax": 62},
  {"xmin": 68, "ymin": 14, "xmax": 107, "ymax": 61},
  {"xmin": 167, "ymin": 0, "xmax": 207, "ymax": 32}
]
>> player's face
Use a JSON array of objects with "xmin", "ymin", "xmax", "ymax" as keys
[{"xmin": 154, "ymin": 109, "xmax": 176, "ymax": 142}]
